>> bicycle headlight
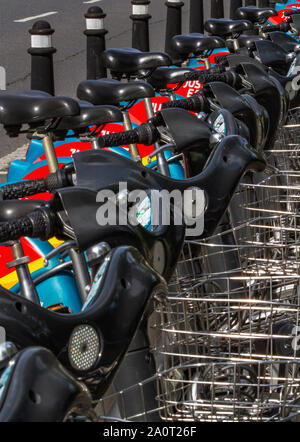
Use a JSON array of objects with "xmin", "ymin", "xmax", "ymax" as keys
[{"xmin": 68, "ymin": 325, "xmax": 101, "ymax": 372}]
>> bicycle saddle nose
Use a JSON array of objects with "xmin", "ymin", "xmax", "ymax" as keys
[
  {"xmin": 77, "ymin": 78, "xmax": 155, "ymax": 106},
  {"xmin": 54, "ymin": 100, "xmax": 123, "ymax": 133},
  {"xmin": 100, "ymin": 48, "xmax": 172, "ymax": 76},
  {"xmin": 148, "ymin": 67, "xmax": 195, "ymax": 91},
  {"xmin": 0, "ymin": 91, "xmax": 79, "ymax": 130},
  {"xmin": 171, "ymin": 33, "xmax": 225, "ymax": 58},
  {"xmin": 0, "ymin": 199, "xmax": 48, "ymax": 223},
  {"xmin": 205, "ymin": 19, "xmax": 253, "ymax": 38},
  {"xmin": 235, "ymin": 6, "xmax": 278, "ymax": 23}
]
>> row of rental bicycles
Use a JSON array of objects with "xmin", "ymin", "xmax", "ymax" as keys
[{"xmin": 2, "ymin": 3, "xmax": 300, "ymax": 422}]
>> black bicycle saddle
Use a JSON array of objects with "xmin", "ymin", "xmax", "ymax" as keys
[
  {"xmin": 171, "ymin": 33, "xmax": 225, "ymax": 57},
  {"xmin": 54, "ymin": 100, "xmax": 123, "ymax": 133},
  {"xmin": 148, "ymin": 66, "xmax": 195, "ymax": 90},
  {"xmin": 0, "ymin": 91, "xmax": 79, "ymax": 131},
  {"xmin": 235, "ymin": 6, "xmax": 277, "ymax": 23},
  {"xmin": 77, "ymin": 78, "xmax": 155, "ymax": 106},
  {"xmin": 237, "ymin": 34, "xmax": 265, "ymax": 51},
  {"xmin": 205, "ymin": 18, "xmax": 253, "ymax": 38},
  {"xmin": 101, "ymin": 48, "xmax": 172, "ymax": 76}
]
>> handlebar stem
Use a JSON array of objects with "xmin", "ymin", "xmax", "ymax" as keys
[{"xmin": 143, "ymin": 97, "xmax": 170, "ymax": 176}]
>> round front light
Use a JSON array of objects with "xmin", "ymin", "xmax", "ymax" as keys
[{"xmin": 68, "ymin": 325, "xmax": 101, "ymax": 372}]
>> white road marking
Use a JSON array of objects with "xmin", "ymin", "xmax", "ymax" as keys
[
  {"xmin": 0, "ymin": 144, "xmax": 28, "ymax": 172},
  {"xmin": 83, "ymin": 0, "xmax": 102, "ymax": 4},
  {"xmin": 14, "ymin": 11, "xmax": 58, "ymax": 23}
]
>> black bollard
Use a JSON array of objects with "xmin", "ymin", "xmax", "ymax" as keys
[
  {"xmin": 165, "ymin": 0, "xmax": 184, "ymax": 62},
  {"xmin": 84, "ymin": 6, "xmax": 108, "ymax": 80},
  {"xmin": 268, "ymin": 0, "xmax": 279, "ymax": 7},
  {"xmin": 190, "ymin": 0, "xmax": 204, "ymax": 34},
  {"xmin": 131, "ymin": 0, "xmax": 151, "ymax": 52},
  {"xmin": 28, "ymin": 21, "xmax": 56, "ymax": 95},
  {"xmin": 211, "ymin": 0, "xmax": 224, "ymax": 19},
  {"xmin": 258, "ymin": 0, "xmax": 270, "ymax": 6},
  {"xmin": 230, "ymin": 0, "xmax": 243, "ymax": 19}
]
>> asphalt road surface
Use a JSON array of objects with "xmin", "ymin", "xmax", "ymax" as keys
[{"xmin": 0, "ymin": 0, "xmax": 231, "ymax": 165}]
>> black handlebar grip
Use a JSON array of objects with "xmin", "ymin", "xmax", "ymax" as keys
[
  {"xmin": 161, "ymin": 92, "xmax": 210, "ymax": 113},
  {"xmin": 284, "ymin": 10, "xmax": 300, "ymax": 17},
  {"xmin": 98, "ymin": 122, "xmax": 160, "ymax": 148},
  {"xmin": 262, "ymin": 22, "xmax": 290, "ymax": 33},
  {"xmin": 184, "ymin": 66, "xmax": 226, "ymax": 83},
  {"xmin": 0, "ymin": 216, "xmax": 34, "ymax": 243},
  {"xmin": 0, "ymin": 208, "xmax": 57, "ymax": 243},
  {"xmin": 184, "ymin": 70, "xmax": 239, "ymax": 88},
  {"xmin": 1, "ymin": 171, "xmax": 71, "ymax": 201},
  {"xmin": 1, "ymin": 179, "xmax": 48, "ymax": 200}
]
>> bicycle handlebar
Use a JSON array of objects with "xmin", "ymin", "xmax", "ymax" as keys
[
  {"xmin": 1, "ymin": 170, "xmax": 69, "ymax": 201},
  {"xmin": 183, "ymin": 70, "xmax": 240, "ymax": 88},
  {"xmin": 261, "ymin": 21, "xmax": 291, "ymax": 33},
  {"xmin": 0, "ymin": 207, "xmax": 57, "ymax": 243},
  {"xmin": 284, "ymin": 10, "xmax": 300, "ymax": 17},
  {"xmin": 161, "ymin": 91, "xmax": 210, "ymax": 112},
  {"xmin": 98, "ymin": 121, "xmax": 160, "ymax": 148}
]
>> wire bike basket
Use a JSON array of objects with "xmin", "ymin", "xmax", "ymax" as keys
[
  {"xmin": 151, "ymin": 172, "xmax": 300, "ymax": 422},
  {"xmin": 97, "ymin": 169, "xmax": 300, "ymax": 423}
]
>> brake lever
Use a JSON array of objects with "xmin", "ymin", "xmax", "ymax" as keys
[{"xmin": 157, "ymin": 125, "xmax": 174, "ymax": 144}]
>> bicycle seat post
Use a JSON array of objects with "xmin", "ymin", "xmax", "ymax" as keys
[
  {"xmin": 40, "ymin": 132, "xmax": 59, "ymax": 173},
  {"xmin": 122, "ymin": 109, "xmax": 141, "ymax": 161},
  {"xmin": 196, "ymin": 50, "xmax": 212, "ymax": 69}
]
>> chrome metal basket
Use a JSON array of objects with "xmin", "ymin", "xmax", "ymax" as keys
[
  {"xmin": 271, "ymin": 107, "xmax": 300, "ymax": 172},
  {"xmin": 156, "ymin": 361, "xmax": 300, "ymax": 422},
  {"xmin": 96, "ymin": 358, "xmax": 300, "ymax": 422},
  {"xmin": 97, "ymin": 167, "xmax": 300, "ymax": 423},
  {"xmin": 151, "ymin": 273, "xmax": 300, "ymax": 422}
]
